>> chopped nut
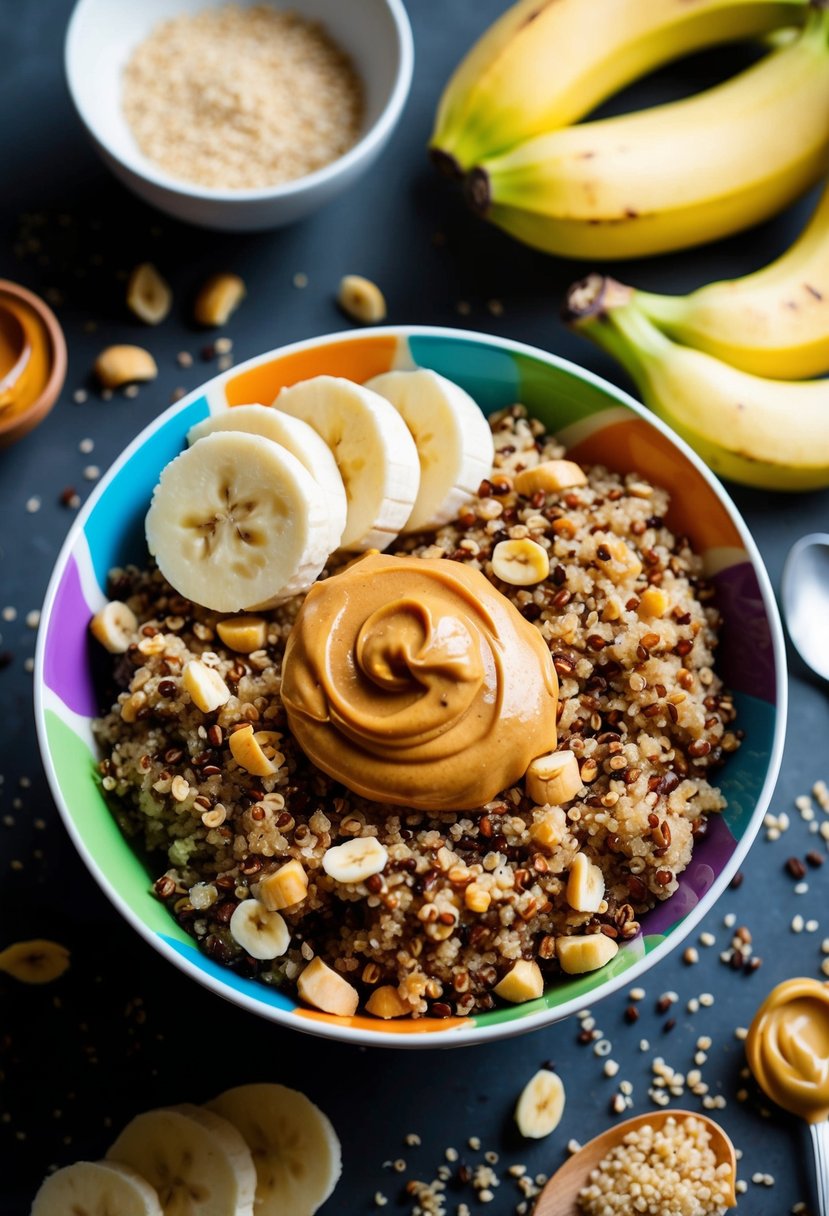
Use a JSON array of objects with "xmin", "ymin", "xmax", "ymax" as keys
[
  {"xmin": 126, "ymin": 262, "xmax": 172, "ymax": 324},
  {"xmin": 94, "ymin": 345, "xmax": 158, "ymax": 389},
  {"xmin": 194, "ymin": 273, "xmax": 246, "ymax": 327},
  {"xmin": 637, "ymin": 587, "xmax": 671, "ymax": 619},
  {"xmin": 337, "ymin": 274, "xmax": 386, "ymax": 324},
  {"xmin": 228, "ymin": 724, "xmax": 282, "ymax": 777},
  {"xmin": 182, "ymin": 659, "xmax": 231, "ymax": 714}
]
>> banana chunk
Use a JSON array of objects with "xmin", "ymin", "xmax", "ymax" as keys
[
  {"xmin": 494, "ymin": 959, "xmax": 544, "ymax": 1004},
  {"xmin": 365, "ymin": 369, "xmax": 494, "ymax": 531},
  {"xmin": 526, "ymin": 750, "xmax": 582, "ymax": 806},
  {"xmin": 566, "ymin": 852, "xmax": 605, "ymax": 913},
  {"xmin": 32, "ymin": 1160, "xmax": 163, "ymax": 1216},
  {"xmin": 90, "ymin": 601, "xmax": 138, "ymax": 654},
  {"xmin": 145, "ymin": 431, "xmax": 332, "ymax": 613},
  {"xmin": 229, "ymin": 899, "xmax": 290, "ymax": 960},
  {"xmin": 107, "ymin": 1104, "xmax": 256, "ymax": 1216},
  {"xmin": 207, "ymin": 1083, "xmax": 342, "ymax": 1216},
  {"xmin": 514, "ymin": 460, "xmax": 587, "ymax": 496},
  {"xmin": 337, "ymin": 274, "xmax": 387, "ymax": 324},
  {"xmin": 556, "ymin": 933, "xmax": 619, "ymax": 975},
  {"xmin": 514, "ymin": 1069, "xmax": 565, "ymax": 1139},
  {"xmin": 275, "ymin": 376, "xmax": 420, "ymax": 551},
  {"xmin": 297, "ymin": 956, "xmax": 359, "ymax": 1016},
  {"xmin": 95, "ymin": 345, "xmax": 158, "ymax": 389},
  {"xmin": 183, "ymin": 660, "xmax": 231, "ymax": 714},
  {"xmin": 228, "ymin": 724, "xmax": 283, "ymax": 777},
  {"xmin": 322, "ymin": 837, "xmax": 388, "ymax": 884},
  {"xmin": 188, "ymin": 404, "xmax": 347, "ymax": 553},
  {"xmin": 365, "ymin": 985, "xmax": 412, "ymax": 1019},
  {"xmin": 257, "ymin": 859, "xmax": 308, "ymax": 911}
]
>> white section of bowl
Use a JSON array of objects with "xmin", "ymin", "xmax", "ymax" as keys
[{"xmin": 64, "ymin": 0, "xmax": 414, "ymax": 231}]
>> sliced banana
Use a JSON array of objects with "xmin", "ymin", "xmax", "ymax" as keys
[
  {"xmin": 90, "ymin": 600, "xmax": 139, "ymax": 653},
  {"xmin": 257, "ymin": 859, "xmax": 309, "ymax": 911},
  {"xmin": 32, "ymin": 1160, "xmax": 163, "ymax": 1216},
  {"xmin": 183, "ymin": 660, "xmax": 231, "ymax": 714},
  {"xmin": 126, "ymin": 263, "xmax": 172, "ymax": 326},
  {"xmin": 274, "ymin": 376, "xmax": 420, "ymax": 551},
  {"xmin": 566, "ymin": 852, "xmax": 606, "ymax": 913},
  {"xmin": 365, "ymin": 369, "xmax": 494, "ymax": 531},
  {"xmin": 207, "ymin": 1082, "xmax": 342, "ymax": 1216},
  {"xmin": 526, "ymin": 750, "xmax": 582, "ymax": 806},
  {"xmin": 556, "ymin": 933, "xmax": 619, "ymax": 975},
  {"xmin": 297, "ymin": 956, "xmax": 359, "ymax": 1016},
  {"xmin": 322, "ymin": 837, "xmax": 388, "ymax": 884},
  {"xmin": 145, "ymin": 431, "xmax": 332, "ymax": 613},
  {"xmin": 188, "ymin": 405, "xmax": 347, "ymax": 553},
  {"xmin": 229, "ymin": 899, "xmax": 290, "ymax": 960},
  {"xmin": 0, "ymin": 938, "xmax": 70, "ymax": 984},
  {"xmin": 514, "ymin": 1069, "xmax": 566, "ymax": 1139},
  {"xmin": 106, "ymin": 1104, "xmax": 256, "ymax": 1216},
  {"xmin": 491, "ymin": 538, "xmax": 550, "ymax": 585}
]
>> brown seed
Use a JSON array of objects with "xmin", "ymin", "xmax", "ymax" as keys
[
  {"xmin": 806, "ymin": 851, "xmax": 825, "ymax": 868},
  {"xmin": 729, "ymin": 870, "xmax": 744, "ymax": 889},
  {"xmin": 786, "ymin": 856, "xmax": 807, "ymax": 880},
  {"xmin": 655, "ymin": 868, "xmax": 673, "ymax": 887},
  {"xmin": 656, "ymin": 995, "xmax": 672, "ymax": 1014},
  {"xmin": 624, "ymin": 1004, "xmax": 639, "ymax": 1024},
  {"xmin": 687, "ymin": 739, "xmax": 712, "ymax": 759}
]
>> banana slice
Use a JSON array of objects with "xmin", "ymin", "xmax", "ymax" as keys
[
  {"xmin": 274, "ymin": 376, "xmax": 420, "ymax": 551},
  {"xmin": 365, "ymin": 369, "xmax": 494, "ymax": 531},
  {"xmin": 229, "ymin": 899, "xmax": 290, "ymax": 960},
  {"xmin": 514, "ymin": 1069, "xmax": 566, "ymax": 1139},
  {"xmin": 106, "ymin": 1104, "xmax": 256, "ymax": 1216},
  {"xmin": 187, "ymin": 405, "xmax": 347, "ymax": 553},
  {"xmin": 207, "ymin": 1082, "xmax": 342, "ymax": 1216},
  {"xmin": 145, "ymin": 431, "xmax": 331, "ymax": 613},
  {"xmin": 32, "ymin": 1160, "xmax": 163, "ymax": 1216},
  {"xmin": 0, "ymin": 938, "xmax": 70, "ymax": 983},
  {"xmin": 322, "ymin": 837, "xmax": 388, "ymax": 884},
  {"xmin": 566, "ymin": 852, "xmax": 605, "ymax": 913}
]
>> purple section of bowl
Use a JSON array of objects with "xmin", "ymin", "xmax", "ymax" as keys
[
  {"xmin": 712, "ymin": 561, "xmax": 776, "ymax": 703},
  {"xmin": 644, "ymin": 813, "xmax": 735, "ymax": 936},
  {"xmin": 44, "ymin": 553, "xmax": 98, "ymax": 718}
]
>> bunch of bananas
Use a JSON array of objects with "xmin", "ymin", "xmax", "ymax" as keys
[
  {"xmin": 563, "ymin": 182, "xmax": 829, "ymax": 490},
  {"xmin": 430, "ymin": 0, "xmax": 829, "ymax": 260}
]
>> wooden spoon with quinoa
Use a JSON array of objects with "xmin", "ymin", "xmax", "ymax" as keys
[{"xmin": 534, "ymin": 1109, "xmax": 737, "ymax": 1215}]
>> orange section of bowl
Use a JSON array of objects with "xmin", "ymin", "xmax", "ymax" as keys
[
  {"xmin": 295, "ymin": 1007, "xmax": 470, "ymax": 1034},
  {"xmin": 224, "ymin": 334, "xmax": 399, "ymax": 406},
  {"xmin": 567, "ymin": 417, "xmax": 743, "ymax": 554}
]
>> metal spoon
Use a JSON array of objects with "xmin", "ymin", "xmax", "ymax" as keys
[
  {"xmin": 533, "ymin": 1110, "xmax": 737, "ymax": 1216},
  {"xmin": 782, "ymin": 534, "xmax": 829, "ymax": 682},
  {"xmin": 0, "ymin": 300, "xmax": 30, "ymax": 411}
]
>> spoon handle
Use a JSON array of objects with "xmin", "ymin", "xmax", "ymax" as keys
[{"xmin": 810, "ymin": 1120, "xmax": 829, "ymax": 1216}]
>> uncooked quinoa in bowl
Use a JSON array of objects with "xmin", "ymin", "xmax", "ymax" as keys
[{"xmin": 36, "ymin": 327, "xmax": 784, "ymax": 1045}]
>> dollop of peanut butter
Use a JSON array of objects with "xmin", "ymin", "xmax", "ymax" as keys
[
  {"xmin": 747, "ymin": 977, "xmax": 829, "ymax": 1123},
  {"xmin": 281, "ymin": 553, "xmax": 559, "ymax": 811}
]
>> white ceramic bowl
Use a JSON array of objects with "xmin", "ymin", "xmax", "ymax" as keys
[{"xmin": 64, "ymin": 0, "xmax": 413, "ymax": 231}]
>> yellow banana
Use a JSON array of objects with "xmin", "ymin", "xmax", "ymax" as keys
[
  {"xmin": 430, "ymin": 0, "xmax": 808, "ymax": 174},
  {"xmin": 625, "ymin": 182, "xmax": 829, "ymax": 378},
  {"xmin": 564, "ymin": 276, "xmax": 829, "ymax": 491},
  {"xmin": 467, "ymin": 4, "xmax": 829, "ymax": 260}
]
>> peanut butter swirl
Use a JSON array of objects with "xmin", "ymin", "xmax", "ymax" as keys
[
  {"xmin": 281, "ymin": 553, "xmax": 559, "ymax": 811},
  {"xmin": 747, "ymin": 977, "xmax": 829, "ymax": 1123}
]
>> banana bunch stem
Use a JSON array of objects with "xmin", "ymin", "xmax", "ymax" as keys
[{"xmin": 563, "ymin": 273, "xmax": 829, "ymax": 492}]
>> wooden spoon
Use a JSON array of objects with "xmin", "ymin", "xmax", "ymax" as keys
[{"xmin": 533, "ymin": 1109, "xmax": 737, "ymax": 1216}]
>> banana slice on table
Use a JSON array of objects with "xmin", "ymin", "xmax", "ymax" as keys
[
  {"xmin": 106, "ymin": 1104, "xmax": 256, "ymax": 1216},
  {"xmin": 365, "ymin": 369, "xmax": 494, "ymax": 531},
  {"xmin": 514, "ymin": 1069, "xmax": 566, "ymax": 1139},
  {"xmin": 187, "ymin": 404, "xmax": 347, "ymax": 553},
  {"xmin": 274, "ymin": 376, "xmax": 420, "ymax": 551},
  {"xmin": 145, "ymin": 431, "xmax": 331, "ymax": 613},
  {"xmin": 207, "ymin": 1082, "xmax": 342, "ymax": 1216},
  {"xmin": 32, "ymin": 1160, "xmax": 163, "ymax": 1216}
]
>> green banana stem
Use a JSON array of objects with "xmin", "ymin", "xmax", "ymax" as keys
[{"xmin": 563, "ymin": 275, "xmax": 674, "ymax": 389}]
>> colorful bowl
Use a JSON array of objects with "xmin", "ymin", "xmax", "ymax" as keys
[{"xmin": 34, "ymin": 327, "xmax": 786, "ymax": 1047}]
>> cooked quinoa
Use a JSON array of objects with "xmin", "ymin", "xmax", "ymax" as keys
[
  {"xmin": 92, "ymin": 406, "xmax": 739, "ymax": 1019},
  {"xmin": 577, "ymin": 1115, "xmax": 734, "ymax": 1216}
]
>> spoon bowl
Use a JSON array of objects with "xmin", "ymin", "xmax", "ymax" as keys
[
  {"xmin": 781, "ymin": 534, "xmax": 829, "ymax": 682},
  {"xmin": 534, "ymin": 1110, "xmax": 737, "ymax": 1216}
]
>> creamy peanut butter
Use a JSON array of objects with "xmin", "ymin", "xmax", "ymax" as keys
[
  {"xmin": 747, "ymin": 977, "xmax": 829, "ymax": 1123},
  {"xmin": 281, "ymin": 553, "xmax": 559, "ymax": 811}
]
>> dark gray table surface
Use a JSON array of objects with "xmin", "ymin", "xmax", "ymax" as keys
[{"xmin": 2, "ymin": 2, "xmax": 829, "ymax": 1212}]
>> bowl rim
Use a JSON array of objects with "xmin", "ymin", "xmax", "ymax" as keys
[
  {"xmin": 34, "ymin": 324, "xmax": 788, "ymax": 1048},
  {"xmin": 63, "ymin": 0, "xmax": 415, "ymax": 203}
]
